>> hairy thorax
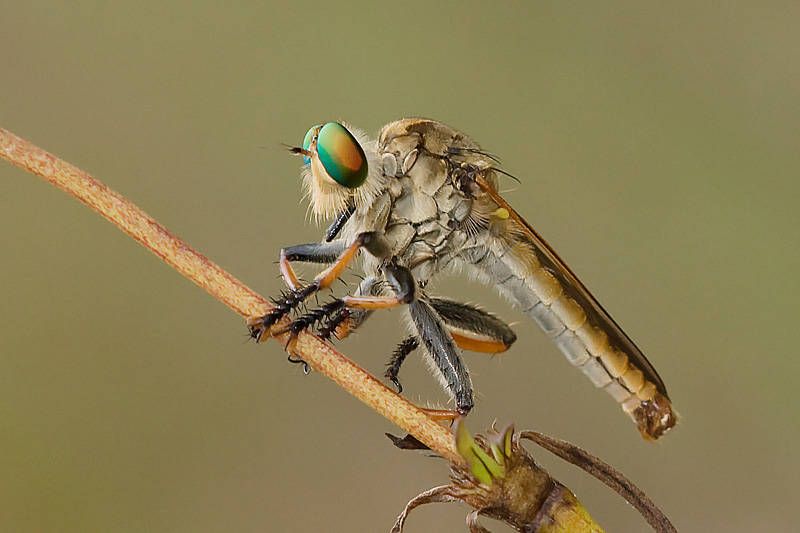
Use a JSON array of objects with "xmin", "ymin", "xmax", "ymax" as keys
[{"xmin": 342, "ymin": 119, "xmax": 498, "ymax": 285}]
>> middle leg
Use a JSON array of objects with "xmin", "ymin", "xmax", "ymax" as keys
[
  {"xmin": 385, "ymin": 297, "xmax": 517, "ymax": 395},
  {"xmin": 283, "ymin": 257, "xmax": 477, "ymax": 419}
]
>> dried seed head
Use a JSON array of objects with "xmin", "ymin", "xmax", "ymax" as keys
[{"xmin": 392, "ymin": 422, "xmax": 602, "ymax": 533}]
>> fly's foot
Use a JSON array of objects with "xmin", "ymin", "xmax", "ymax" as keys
[
  {"xmin": 388, "ymin": 376, "xmax": 403, "ymax": 394},
  {"xmin": 273, "ymin": 299, "xmax": 346, "ymax": 344},
  {"xmin": 287, "ymin": 354, "xmax": 310, "ymax": 375},
  {"xmin": 247, "ymin": 313, "xmax": 278, "ymax": 342},
  {"xmin": 246, "ymin": 284, "xmax": 321, "ymax": 342}
]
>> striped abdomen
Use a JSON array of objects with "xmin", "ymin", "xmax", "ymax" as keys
[{"xmin": 459, "ymin": 244, "xmax": 676, "ymax": 440}]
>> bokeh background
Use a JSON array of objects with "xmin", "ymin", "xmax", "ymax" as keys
[{"xmin": 2, "ymin": 2, "xmax": 798, "ymax": 532}]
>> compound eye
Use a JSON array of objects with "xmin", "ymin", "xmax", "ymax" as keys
[
  {"xmin": 302, "ymin": 124, "xmax": 322, "ymax": 165},
  {"xmin": 316, "ymin": 122, "xmax": 368, "ymax": 188}
]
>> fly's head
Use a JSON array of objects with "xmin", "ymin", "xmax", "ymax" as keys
[{"xmin": 292, "ymin": 122, "xmax": 386, "ymax": 223}]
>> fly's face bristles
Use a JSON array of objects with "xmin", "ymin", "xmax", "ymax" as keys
[
  {"xmin": 301, "ymin": 161, "xmax": 352, "ymax": 222},
  {"xmin": 299, "ymin": 122, "xmax": 387, "ymax": 224}
]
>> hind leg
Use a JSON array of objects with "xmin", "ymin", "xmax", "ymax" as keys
[{"xmin": 430, "ymin": 297, "xmax": 517, "ymax": 354}]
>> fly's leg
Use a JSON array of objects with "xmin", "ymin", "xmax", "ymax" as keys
[
  {"xmin": 248, "ymin": 232, "xmax": 389, "ymax": 342},
  {"xmin": 408, "ymin": 296, "xmax": 474, "ymax": 418},
  {"xmin": 279, "ymin": 253, "xmax": 407, "ymax": 348},
  {"xmin": 284, "ymin": 257, "xmax": 475, "ymax": 421},
  {"xmin": 276, "ymin": 298, "xmax": 348, "ymax": 345},
  {"xmin": 316, "ymin": 307, "xmax": 353, "ymax": 340},
  {"xmin": 279, "ymin": 276, "xmax": 379, "ymax": 375},
  {"xmin": 382, "ymin": 299, "xmax": 515, "ymax": 396},
  {"xmin": 317, "ymin": 276, "xmax": 381, "ymax": 341},
  {"xmin": 429, "ymin": 297, "xmax": 517, "ymax": 354},
  {"xmin": 346, "ymin": 261, "xmax": 476, "ymax": 418},
  {"xmin": 247, "ymin": 240, "xmax": 342, "ymax": 342},
  {"xmin": 324, "ymin": 204, "xmax": 355, "ymax": 242},
  {"xmin": 278, "ymin": 241, "xmax": 345, "ymax": 291},
  {"xmin": 369, "ymin": 259, "xmax": 476, "ymax": 417},
  {"xmin": 386, "ymin": 336, "xmax": 420, "ymax": 393},
  {"xmin": 253, "ymin": 241, "xmax": 345, "ymax": 368}
]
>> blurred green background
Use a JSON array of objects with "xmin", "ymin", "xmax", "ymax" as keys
[{"xmin": 2, "ymin": 2, "xmax": 798, "ymax": 532}]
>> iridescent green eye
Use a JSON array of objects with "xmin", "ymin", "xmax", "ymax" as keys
[
  {"xmin": 302, "ymin": 124, "xmax": 322, "ymax": 165},
  {"xmin": 316, "ymin": 122, "xmax": 368, "ymax": 188}
]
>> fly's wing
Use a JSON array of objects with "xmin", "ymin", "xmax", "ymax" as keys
[{"xmin": 470, "ymin": 172, "xmax": 677, "ymax": 440}]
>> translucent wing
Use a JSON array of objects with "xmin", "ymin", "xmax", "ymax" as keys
[{"xmin": 472, "ymin": 173, "xmax": 677, "ymax": 440}]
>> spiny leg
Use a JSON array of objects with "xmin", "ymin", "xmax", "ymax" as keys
[
  {"xmin": 316, "ymin": 307, "xmax": 352, "ymax": 341},
  {"xmin": 317, "ymin": 276, "xmax": 381, "ymax": 341},
  {"xmin": 281, "ymin": 272, "xmax": 410, "ymax": 345},
  {"xmin": 248, "ymin": 232, "xmax": 388, "ymax": 341},
  {"xmin": 247, "ymin": 241, "xmax": 342, "ymax": 342},
  {"xmin": 386, "ymin": 336, "xmax": 420, "ymax": 393},
  {"xmin": 275, "ymin": 299, "xmax": 356, "ymax": 346},
  {"xmin": 277, "ymin": 275, "xmax": 382, "ymax": 376}
]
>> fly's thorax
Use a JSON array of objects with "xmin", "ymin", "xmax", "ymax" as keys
[
  {"xmin": 378, "ymin": 118, "xmax": 482, "ymax": 159},
  {"xmin": 386, "ymin": 176, "xmax": 470, "ymax": 284},
  {"xmin": 381, "ymin": 166, "xmax": 476, "ymax": 285},
  {"xmin": 375, "ymin": 119, "xmax": 500, "ymax": 284}
]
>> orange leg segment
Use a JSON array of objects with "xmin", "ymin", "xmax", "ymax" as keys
[
  {"xmin": 341, "ymin": 295, "xmax": 404, "ymax": 310},
  {"xmin": 279, "ymin": 249, "xmax": 302, "ymax": 291},
  {"xmin": 448, "ymin": 330, "xmax": 511, "ymax": 354},
  {"xmin": 314, "ymin": 238, "xmax": 362, "ymax": 289}
]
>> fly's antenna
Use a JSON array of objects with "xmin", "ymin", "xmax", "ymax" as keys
[{"xmin": 284, "ymin": 143, "xmax": 313, "ymax": 159}]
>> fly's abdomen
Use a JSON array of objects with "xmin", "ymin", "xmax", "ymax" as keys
[{"xmin": 459, "ymin": 245, "xmax": 676, "ymax": 440}]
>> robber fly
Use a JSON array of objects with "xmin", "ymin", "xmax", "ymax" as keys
[{"xmin": 249, "ymin": 119, "xmax": 676, "ymax": 440}]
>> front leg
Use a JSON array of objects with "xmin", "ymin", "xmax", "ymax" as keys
[
  {"xmin": 248, "ymin": 232, "xmax": 391, "ymax": 342},
  {"xmin": 279, "ymin": 241, "xmax": 345, "ymax": 291}
]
